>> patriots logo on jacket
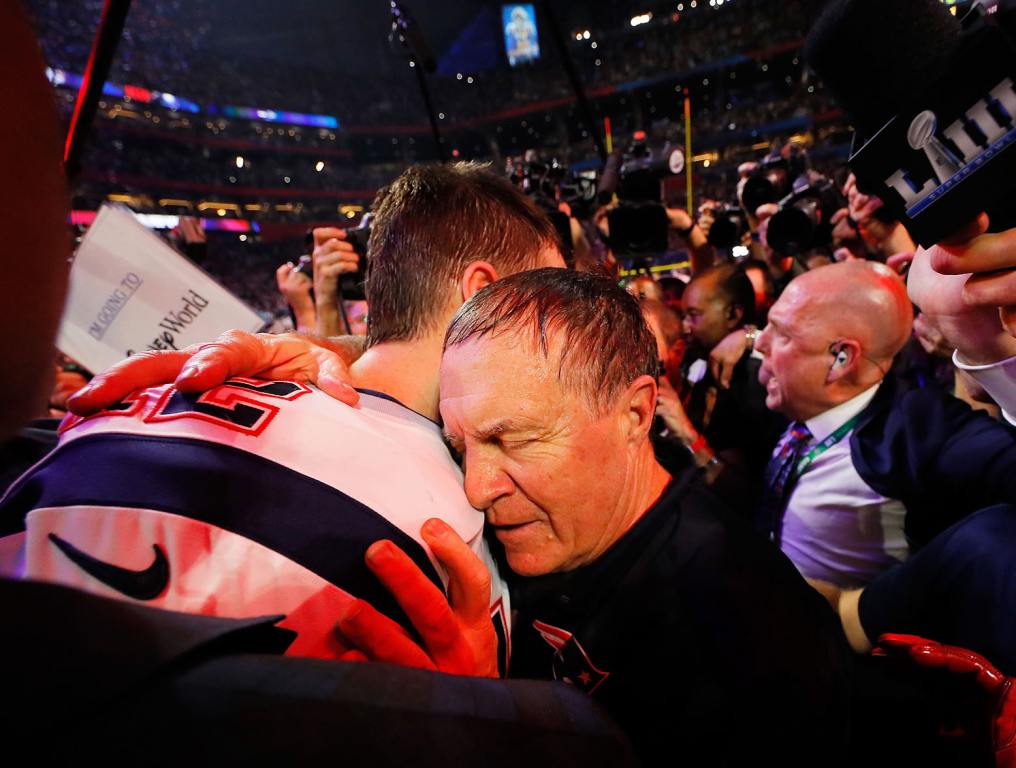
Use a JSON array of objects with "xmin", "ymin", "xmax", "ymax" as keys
[{"xmin": 532, "ymin": 619, "xmax": 609, "ymax": 694}]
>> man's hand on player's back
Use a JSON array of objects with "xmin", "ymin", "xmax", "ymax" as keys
[{"xmin": 335, "ymin": 518, "xmax": 500, "ymax": 678}]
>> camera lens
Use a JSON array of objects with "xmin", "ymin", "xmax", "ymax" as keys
[{"xmin": 766, "ymin": 206, "xmax": 815, "ymax": 255}]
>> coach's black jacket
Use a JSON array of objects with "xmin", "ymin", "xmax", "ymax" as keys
[{"xmin": 508, "ymin": 473, "xmax": 854, "ymax": 767}]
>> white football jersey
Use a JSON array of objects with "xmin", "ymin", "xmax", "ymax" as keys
[{"xmin": 0, "ymin": 380, "xmax": 510, "ymax": 664}]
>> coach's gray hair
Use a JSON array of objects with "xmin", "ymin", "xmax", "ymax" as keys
[{"xmin": 444, "ymin": 268, "xmax": 659, "ymax": 413}]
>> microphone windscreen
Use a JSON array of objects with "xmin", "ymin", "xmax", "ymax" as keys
[{"xmin": 804, "ymin": 0, "xmax": 963, "ymax": 136}]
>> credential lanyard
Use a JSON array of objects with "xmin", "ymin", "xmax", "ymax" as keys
[{"xmin": 795, "ymin": 416, "xmax": 859, "ymax": 478}]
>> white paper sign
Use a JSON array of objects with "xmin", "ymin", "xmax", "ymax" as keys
[{"xmin": 57, "ymin": 205, "xmax": 265, "ymax": 373}]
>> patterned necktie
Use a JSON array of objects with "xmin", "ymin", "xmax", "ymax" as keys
[{"xmin": 758, "ymin": 422, "xmax": 812, "ymax": 544}]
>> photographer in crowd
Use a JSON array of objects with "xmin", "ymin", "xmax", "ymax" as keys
[{"xmin": 655, "ymin": 264, "xmax": 785, "ymax": 507}]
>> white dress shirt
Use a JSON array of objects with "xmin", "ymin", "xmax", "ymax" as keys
[
  {"xmin": 954, "ymin": 350, "xmax": 1016, "ymax": 426},
  {"xmin": 778, "ymin": 384, "xmax": 910, "ymax": 588}
]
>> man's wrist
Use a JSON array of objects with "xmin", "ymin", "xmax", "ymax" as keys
[
  {"xmin": 289, "ymin": 294, "xmax": 315, "ymax": 312},
  {"xmin": 951, "ymin": 329, "xmax": 1016, "ymax": 367},
  {"xmin": 292, "ymin": 305, "xmax": 317, "ymax": 329},
  {"xmin": 323, "ymin": 334, "xmax": 367, "ymax": 366},
  {"xmin": 674, "ymin": 222, "xmax": 695, "ymax": 239},
  {"xmin": 685, "ymin": 431, "xmax": 717, "ymax": 467},
  {"xmin": 316, "ymin": 293, "xmax": 340, "ymax": 310},
  {"xmin": 953, "ymin": 350, "xmax": 1016, "ymax": 426},
  {"xmin": 315, "ymin": 303, "xmax": 342, "ymax": 337},
  {"xmin": 744, "ymin": 324, "xmax": 759, "ymax": 352},
  {"xmin": 881, "ymin": 222, "xmax": 915, "ymax": 255},
  {"xmin": 687, "ymin": 432, "xmax": 708, "ymax": 454}
]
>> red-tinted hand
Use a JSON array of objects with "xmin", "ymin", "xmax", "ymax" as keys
[
  {"xmin": 334, "ymin": 518, "xmax": 499, "ymax": 678},
  {"xmin": 655, "ymin": 377, "xmax": 696, "ymax": 444},
  {"xmin": 877, "ymin": 634, "xmax": 1015, "ymax": 767},
  {"xmin": 312, "ymin": 227, "xmax": 360, "ymax": 296},
  {"xmin": 708, "ymin": 328, "xmax": 749, "ymax": 390},
  {"xmin": 67, "ymin": 329, "xmax": 358, "ymax": 415},
  {"xmin": 275, "ymin": 261, "xmax": 314, "ymax": 309}
]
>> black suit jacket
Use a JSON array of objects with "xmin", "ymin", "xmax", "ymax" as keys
[{"xmin": 850, "ymin": 372, "xmax": 1016, "ymax": 548}]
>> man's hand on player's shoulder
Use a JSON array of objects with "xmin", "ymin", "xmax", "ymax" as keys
[{"xmin": 67, "ymin": 330, "xmax": 361, "ymax": 415}]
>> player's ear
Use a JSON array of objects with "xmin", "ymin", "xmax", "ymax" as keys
[
  {"xmin": 619, "ymin": 374, "xmax": 658, "ymax": 444},
  {"xmin": 459, "ymin": 260, "xmax": 501, "ymax": 303}
]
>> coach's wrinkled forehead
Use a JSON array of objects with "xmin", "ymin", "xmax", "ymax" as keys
[{"xmin": 442, "ymin": 267, "xmax": 658, "ymax": 413}]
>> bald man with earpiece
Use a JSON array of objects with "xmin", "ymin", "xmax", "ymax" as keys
[{"xmin": 753, "ymin": 261, "xmax": 1016, "ymax": 594}]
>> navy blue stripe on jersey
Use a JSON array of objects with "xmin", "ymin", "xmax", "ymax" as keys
[
  {"xmin": 0, "ymin": 432, "xmax": 443, "ymax": 632},
  {"xmin": 357, "ymin": 389, "xmax": 439, "ymax": 426},
  {"xmin": 356, "ymin": 388, "xmax": 406, "ymax": 407}
]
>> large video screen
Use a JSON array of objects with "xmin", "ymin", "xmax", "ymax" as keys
[{"xmin": 503, "ymin": 4, "xmax": 540, "ymax": 67}]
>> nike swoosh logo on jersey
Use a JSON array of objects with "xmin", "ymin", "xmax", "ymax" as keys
[{"xmin": 48, "ymin": 532, "xmax": 169, "ymax": 601}]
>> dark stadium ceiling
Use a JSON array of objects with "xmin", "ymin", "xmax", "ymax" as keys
[
  {"xmin": 196, "ymin": 0, "xmax": 467, "ymax": 75},
  {"xmin": 30, "ymin": 0, "xmax": 828, "ymax": 127},
  {"xmin": 190, "ymin": 0, "xmax": 648, "ymax": 76}
]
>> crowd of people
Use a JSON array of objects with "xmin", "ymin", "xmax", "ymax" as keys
[
  {"xmin": 27, "ymin": 0, "xmax": 822, "ymax": 127},
  {"xmin": 3, "ymin": 0, "xmax": 1016, "ymax": 765},
  {"xmin": 26, "ymin": 0, "xmax": 845, "ymax": 226}
]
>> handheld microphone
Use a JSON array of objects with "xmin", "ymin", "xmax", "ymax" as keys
[{"xmin": 805, "ymin": 0, "xmax": 1016, "ymax": 247}]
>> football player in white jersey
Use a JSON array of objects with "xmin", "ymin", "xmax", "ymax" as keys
[{"xmin": 2, "ymin": 162, "xmax": 565, "ymax": 665}]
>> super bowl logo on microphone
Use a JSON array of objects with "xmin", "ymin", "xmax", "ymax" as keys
[
  {"xmin": 848, "ymin": 16, "xmax": 1016, "ymax": 247},
  {"xmin": 884, "ymin": 79, "xmax": 1016, "ymax": 214}
]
